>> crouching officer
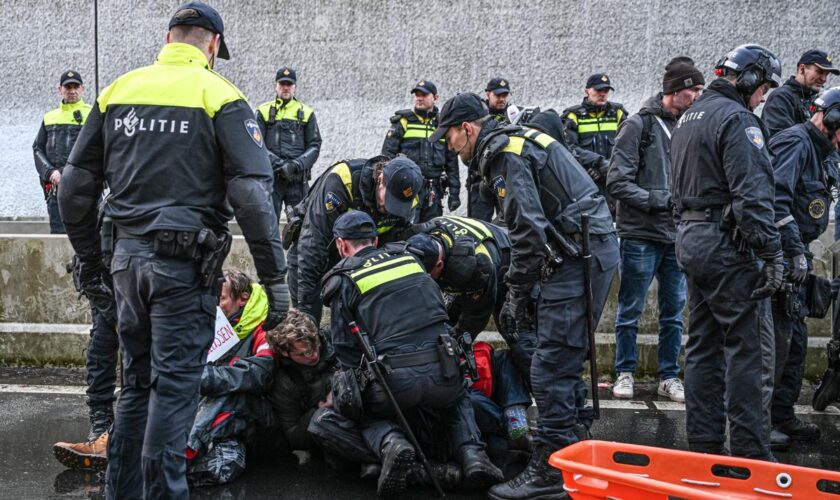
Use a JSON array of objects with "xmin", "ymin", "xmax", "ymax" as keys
[
  {"xmin": 57, "ymin": 3, "xmax": 290, "ymax": 497},
  {"xmin": 287, "ymin": 156, "xmax": 423, "ymax": 324},
  {"xmin": 429, "ymin": 93, "xmax": 619, "ymax": 499},
  {"xmin": 768, "ymin": 87, "xmax": 840, "ymax": 447},
  {"xmin": 382, "ymin": 80, "xmax": 461, "ymax": 222},
  {"xmin": 671, "ymin": 44, "xmax": 784, "ymax": 460},
  {"xmin": 310, "ymin": 211, "xmax": 502, "ymax": 497},
  {"xmin": 256, "ymin": 66, "xmax": 322, "ymax": 219},
  {"xmin": 33, "ymin": 70, "xmax": 91, "ymax": 234}
]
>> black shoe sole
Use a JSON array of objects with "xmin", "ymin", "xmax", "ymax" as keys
[
  {"xmin": 770, "ymin": 441, "xmax": 791, "ymax": 452},
  {"xmin": 53, "ymin": 445, "xmax": 108, "ymax": 471},
  {"xmin": 377, "ymin": 447, "xmax": 415, "ymax": 498},
  {"xmin": 464, "ymin": 467, "xmax": 505, "ymax": 489},
  {"xmin": 487, "ymin": 490, "xmax": 569, "ymax": 500}
]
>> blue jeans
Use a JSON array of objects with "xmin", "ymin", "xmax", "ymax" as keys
[{"xmin": 614, "ymin": 239, "xmax": 686, "ymax": 380}]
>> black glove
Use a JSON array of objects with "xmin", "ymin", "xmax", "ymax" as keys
[
  {"xmin": 787, "ymin": 254, "xmax": 808, "ymax": 285},
  {"xmin": 499, "ymin": 285, "xmax": 534, "ymax": 333},
  {"xmin": 71, "ymin": 256, "xmax": 117, "ymax": 326},
  {"xmin": 262, "ymin": 280, "xmax": 290, "ymax": 330},
  {"xmin": 279, "ymin": 161, "xmax": 300, "ymax": 182},
  {"xmin": 448, "ymin": 193, "xmax": 461, "ymax": 212},
  {"xmin": 751, "ymin": 251, "xmax": 784, "ymax": 300},
  {"xmin": 586, "ymin": 166, "xmax": 602, "ymax": 182}
]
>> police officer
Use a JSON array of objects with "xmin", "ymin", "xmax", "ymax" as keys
[
  {"xmin": 768, "ymin": 88, "xmax": 840, "ymax": 447},
  {"xmin": 429, "ymin": 92, "xmax": 619, "ymax": 499},
  {"xmin": 485, "ymin": 77, "xmax": 511, "ymax": 123},
  {"xmin": 311, "ymin": 211, "xmax": 502, "ymax": 496},
  {"xmin": 33, "ymin": 70, "xmax": 91, "ymax": 234},
  {"xmin": 288, "ymin": 156, "xmax": 423, "ymax": 324},
  {"xmin": 562, "ymin": 73, "xmax": 628, "ymax": 210},
  {"xmin": 57, "ymin": 3, "xmax": 290, "ymax": 497},
  {"xmin": 761, "ymin": 49, "xmax": 838, "ymax": 138},
  {"xmin": 671, "ymin": 44, "xmax": 784, "ymax": 460},
  {"xmin": 256, "ymin": 66, "xmax": 322, "ymax": 220},
  {"xmin": 382, "ymin": 80, "xmax": 461, "ymax": 222}
]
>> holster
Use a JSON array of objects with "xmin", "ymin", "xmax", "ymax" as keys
[
  {"xmin": 436, "ymin": 333, "xmax": 460, "ymax": 379},
  {"xmin": 196, "ymin": 229, "xmax": 232, "ymax": 296},
  {"xmin": 281, "ymin": 202, "xmax": 305, "ymax": 250},
  {"xmin": 333, "ymin": 367, "xmax": 365, "ymax": 423},
  {"xmin": 153, "ymin": 230, "xmax": 200, "ymax": 260}
]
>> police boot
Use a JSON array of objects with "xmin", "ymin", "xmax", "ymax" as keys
[
  {"xmin": 407, "ymin": 461, "xmax": 463, "ymax": 491},
  {"xmin": 487, "ymin": 443, "xmax": 568, "ymax": 500},
  {"xmin": 776, "ymin": 417, "xmax": 821, "ymax": 441},
  {"xmin": 53, "ymin": 431, "xmax": 109, "ymax": 471},
  {"xmin": 377, "ymin": 432, "xmax": 416, "ymax": 498},
  {"xmin": 87, "ymin": 404, "xmax": 113, "ymax": 442},
  {"xmin": 457, "ymin": 444, "xmax": 504, "ymax": 488},
  {"xmin": 770, "ymin": 429, "xmax": 791, "ymax": 452}
]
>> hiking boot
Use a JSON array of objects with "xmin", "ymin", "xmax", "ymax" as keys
[
  {"xmin": 407, "ymin": 461, "xmax": 462, "ymax": 491},
  {"xmin": 53, "ymin": 431, "xmax": 109, "ymax": 471},
  {"xmin": 87, "ymin": 405, "xmax": 113, "ymax": 442},
  {"xmin": 457, "ymin": 444, "xmax": 504, "ymax": 488},
  {"xmin": 776, "ymin": 417, "xmax": 821, "ymax": 441},
  {"xmin": 658, "ymin": 378, "xmax": 685, "ymax": 403},
  {"xmin": 770, "ymin": 430, "xmax": 791, "ymax": 452},
  {"xmin": 487, "ymin": 443, "xmax": 568, "ymax": 499},
  {"xmin": 377, "ymin": 432, "xmax": 416, "ymax": 498},
  {"xmin": 612, "ymin": 373, "xmax": 634, "ymax": 399}
]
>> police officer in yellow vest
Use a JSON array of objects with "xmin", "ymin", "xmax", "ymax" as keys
[
  {"xmin": 58, "ymin": 3, "xmax": 290, "ymax": 497},
  {"xmin": 382, "ymin": 80, "xmax": 461, "ymax": 222},
  {"xmin": 33, "ymin": 70, "xmax": 91, "ymax": 234},
  {"xmin": 256, "ymin": 66, "xmax": 322, "ymax": 220},
  {"xmin": 562, "ymin": 74, "xmax": 627, "ymax": 213}
]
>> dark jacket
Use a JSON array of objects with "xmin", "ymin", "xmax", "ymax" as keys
[
  {"xmin": 268, "ymin": 331, "xmax": 336, "ymax": 452},
  {"xmin": 761, "ymin": 76, "xmax": 819, "ymax": 138},
  {"xmin": 671, "ymin": 78, "xmax": 781, "ymax": 257},
  {"xmin": 33, "ymin": 100, "xmax": 91, "ymax": 185},
  {"xmin": 607, "ymin": 93, "xmax": 677, "ymax": 243},
  {"xmin": 770, "ymin": 121, "xmax": 838, "ymax": 257},
  {"xmin": 255, "ymin": 97, "xmax": 322, "ymax": 182},
  {"xmin": 562, "ymin": 99, "xmax": 628, "ymax": 191},
  {"xmin": 524, "ymin": 108, "xmax": 612, "ymax": 181}
]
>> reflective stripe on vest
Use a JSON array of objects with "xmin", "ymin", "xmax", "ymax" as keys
[
  {"xmin": 502, "ymin": 128, "xmax": 556, "ymax": 155},
  {"xmin": 256, "ymin": 98, "xmax": 314, "ymax": 123},
  {"xmin": 437, "ymin": 215, "xmax": 494, "ymax": 241},
  {"xmin": 43, "ymin": 101, "xmax": 91, "ymax": 126},
  {"xmin": 349, "ymin": 254, "xmax": 425, "ymax": 294},
  {"xmin": 330, "ymin": 162, "xmax": 355, "ymax": 201},
  {"xmin": 400, "ymin": 117, "xmax": 445, "ymax": 142}
]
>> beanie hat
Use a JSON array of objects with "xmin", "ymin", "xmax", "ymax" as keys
[{"xmin": 663, "ymin": 56, "xmax": 705, "ymax": 94}]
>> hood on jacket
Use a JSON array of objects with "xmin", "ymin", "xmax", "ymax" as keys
[
  {"xmin": 233, "ymin": 283, "xmax": 268, "ymax": 340},
  {"xmin": 639, "ymin": 93, "xmax": 676, "ymax": 120}
]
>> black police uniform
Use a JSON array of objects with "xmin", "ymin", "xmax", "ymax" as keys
[
  {"xmin": 761, "ymin": 77, "xmax": 819, "ymax": 139},
  {"xmin": 33, "ymin": 92, "xmax": 90, "ymax": 234},
  {"xmin": 769, "ymin": 121, "xmax": 836, "ymax": 432},
  {"xmin": 562, "ymin": 97, "xmax": 628, "ymax": 206},
  {"xmin": 310, "ymin": 244, "xmax": 484, "ymax": 481},
  {"xmin": 288, "ymin": 158, "xmax": 418, "ymax": 323},
  {"xmin": 382, "ymin": 107, "xmax": 460, "ymax": 222},
  {"xmin": 58, "ymin": 40, "xmax": 288, "ymax": 499},
  {"xmin": 255, "ymin": 87, "xmax": 322, "ymax": 218},
  {"xmin": 671, "ymin": 78, "xmax": 781, "ymax": 459}
]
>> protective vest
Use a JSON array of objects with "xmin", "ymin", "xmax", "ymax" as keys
[
  {"xmin": 256, "ymin": 98, "xmax": 314, "ymax": 160},
  {"xmin": 428, "ymin": 215, "xmax": 508, "ymax": 261},
  {"xmin": 480, "ymin": 126, "xmax": 614, "ymax": 235},
  {"xmin": 564, "ymin": 101, "xmax": 625, "ymax": 159},
  {"xmin": 387, "ymin": 109, "xmax": 448, "ymax": 178},
  {"xmin": 37, "ymin": 100, "xmax": 91, "ymax": 174},
  {"xmin": 338, "ymin": 248, "xmax": 448, "ymax": 348}
]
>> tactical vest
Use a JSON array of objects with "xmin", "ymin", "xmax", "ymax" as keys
[
  {"xmin": 390, "ymin": 110, "xmax": 448, "ymax": 178},
  {"xmin": 564, "ymin": 102, "xmax": 625, "ymax": 159},
  {"xmin": 336, "ymin": 248, "xmax": 448, "ymax": 348},
  {"xmin": 257, "ymin": 98, "xmax": 314, "ymax": 161},
  {"xmin": 42, "ymin": 100, "xmax": 91, "ymax": 168},
  {"xmin": 429, "ymin": 215, "xmax": 507, "ymax": 260},
  {"xmin": 479, "ymin": 126, "xmax": 614, "ymax": 235}
]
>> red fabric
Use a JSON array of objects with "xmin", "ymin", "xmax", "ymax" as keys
[
  {"xmin": 473, "ymin": 341, "xmax": 494, "ymax": 398},
  {"xmin": 185, "ymin": 447, "xmax": 198, "ymax": 460},
  {"xmin": 251, "ymin": 323, "xmax": 274, "ymax": 358},
  {"xmin": 210, "ymin": 410, "xmax": 232, "ymax": 430}
]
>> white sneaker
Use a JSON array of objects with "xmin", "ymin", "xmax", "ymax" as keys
[
  {"xmin": 612, "ymin": 373, "xmax": 634, "ymax": 399},
  {"xmin": 658, "ymin": 378, "xmax": 685, "ymax": 403}
]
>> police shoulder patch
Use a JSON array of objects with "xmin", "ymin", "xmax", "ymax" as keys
[
  {"xmin": 809, "ymin": 198, "xmax": 826, "ymax": 219},
  {"xmin": 244, "ymin": 119, "xmax": 263, "ymax": 148},
  {"xmin": 324, "ymin": 191, "xmax": 343, "ymax": 213},
  {"xmin": 745, "ymin": 126, "xmax": 765, "ymax": 149},
  {"xmin": 493, "ymin": 175, "xmax": 506, "ymax": 199}
]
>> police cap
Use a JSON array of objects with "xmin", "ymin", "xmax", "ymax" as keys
[
  {"xmin": 276, "ymin": 66, "xmax": 297, "ymax": 83},
  {"xmin": 411, "ymin": 80, "xmax": 438, "ymax": 96},
  {"xmin": 60, "ymin": 70, "xmax": 82, "ymax": 86},
  {"xmin": 485, "ymin": 77, "xmax": 511, "ymax": 95},
  {"xmin": 428, "ymin": 92, "xmax": 489, "ymax": 142},
  {"xmin": 586, "ymin": 73, "xmax": 614, "ymax": 90},
  {"xmin": 798, "ymin": 50, "xmax": 840, "ymax": 75},
  {"xmin": 383, "ymin": 157, "xmax": 423, "ymax": 220},
  {"xmin": 406, "ymin": 233, "xmax": 442, "ymax": 272},
  {"xmin": 333, "ymin": 211, "xmax": 377, "ymax": 240},
  {"xmin": 169, "ymin": 2, "xmax": 230, "ymax": 60}
]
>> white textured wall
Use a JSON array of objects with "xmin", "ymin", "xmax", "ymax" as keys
[{"xmin": 2, "ymin": 0, "xmax": 839, "ymax": 215}]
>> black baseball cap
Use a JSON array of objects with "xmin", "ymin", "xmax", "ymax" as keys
[
  {"xmin": 798, "ymin": 50, "xmax": 840, "ymax": 75},
  {"xmin": 169, "ymin": 2, "xmax": 230, "ymax": 60},
  {"xmin": 485, "ymin": 77, "xmax": 511, "ymax": 95},
  {"xmin": 586, "ymin": 73, "xmax": 614, "ymax": 90},
  {"xmin": 428, "ymin": 92, "xmax": 489, "ymax": 142},
  {"xmin": 383, "ymin": 157, "xmax": 423, "ymax": 220},
  {"xmin": 333, "ymin": 211, "xmax": 377, "ymax": 240},
  {"xmin": 411, "ymin": 80, "xmax": 438, "ymax": 96},
  {"xmin": 276, "ymin": 66, "xmax": 297, "ymax": 83},
  {"xmin": 60, "ymin": 70, "xmax": 82, "ymax": 86},
  {"xmin": 406, "ymin": 233, "xmax": 442, "ymax": 272}
]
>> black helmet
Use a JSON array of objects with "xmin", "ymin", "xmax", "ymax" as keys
[
  {"xmin": 715, "ymin": 44, "xmax": 783, "ymax": 96},
  {"xmin": 813, "ymin": 87, "xmax": 840, "ymax": 133}
]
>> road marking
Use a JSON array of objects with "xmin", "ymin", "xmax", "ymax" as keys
[{"xmin": 0, "ymin": 384, "xmax": 87, "ymax": 395}]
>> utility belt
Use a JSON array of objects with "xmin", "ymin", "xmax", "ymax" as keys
[
  {"xmin": 680, "ymin": 204, "xmax": 751, "ymax": 254},
  {"xmin": 679, "ymin": 207, "xmax": 724, "ymax": 223}
]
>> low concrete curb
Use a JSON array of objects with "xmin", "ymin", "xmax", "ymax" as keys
[{"xmin": 1, "ymin": 323, "xmax": 831, "ymax": 382}]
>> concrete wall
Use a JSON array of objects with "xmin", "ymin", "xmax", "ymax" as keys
[{"xmin": 2, "ymin": 0, "xmax": 839, "ymax": 216}]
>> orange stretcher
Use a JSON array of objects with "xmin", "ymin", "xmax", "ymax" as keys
[{"xmin": 549, "ymin": 440, "xmax": 840, "ymax": 499}]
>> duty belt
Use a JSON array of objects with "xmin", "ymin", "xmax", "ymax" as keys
[
  {"xmin": 680, "ymin": 207, "xmax": 723, "ymax": 223},
  {"xmin": 380, "ymin": 346, "xmax": 439, "ymax": 369},
  {"xmin": 115, "ymin": 227, "xmax": 155, "ymax": 240}
]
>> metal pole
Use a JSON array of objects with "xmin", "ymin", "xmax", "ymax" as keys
[
  {"xmin": 93, "ymin": 0, "xmax": 100, "ymax": 96},
  {"xmin": 581, "ymin": 214, "xmax": 599, "ymax": 419}
]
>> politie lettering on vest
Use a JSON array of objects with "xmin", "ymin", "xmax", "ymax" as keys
[
  {"xmin": 677, "ymin": 110, "xmax": 705, "ymax": 127},
  {"xmin": 113, "ymin": 107, "xmax": 190, "ymax": 136}
]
